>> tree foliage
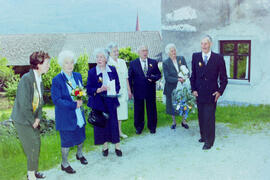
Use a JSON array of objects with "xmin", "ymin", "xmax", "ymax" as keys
[
  {"xmin": 0, "ymin": 57, "xmax": 20, "ymax": 100},
  {"xmin": 0, "ymin": 57, "xmax": 16, "ymax": 91},
  {"xmin": 119, "ymin": 47, "xmax": 139, "ymax": 65},
  {"xmin": 73, "ymin": 53, "xmax": 89, "ymax": 86},
  {"xmin": 42, "ymin": 57, "xmax": 61, "ymax": 90}
]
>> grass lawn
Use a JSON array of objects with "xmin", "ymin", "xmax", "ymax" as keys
[
  {"xmin": 1, "ymin": 91, "xmax": 270, "ymax": 180},
  {"xmin": 216, "ymin": 104, "xmax": 270, "ymax": 131}
]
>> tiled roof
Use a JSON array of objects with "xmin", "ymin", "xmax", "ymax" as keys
[{"xmin": 0, "ymin": 31, "xmax": 162, "ymax": 65}]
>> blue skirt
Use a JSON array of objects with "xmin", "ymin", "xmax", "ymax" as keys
[{"xmin": 59, "ymin": 126, "xmax": 86, "ymax": 148}]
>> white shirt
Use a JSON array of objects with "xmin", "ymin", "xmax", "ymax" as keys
[
  {"xmin": 202, "ymin": 51, "xmax": 211, "ymax": 61},
  {"xmin": 172, "ymin": 60, "xmax": 179, "ymax": 73},
  {"xmin": 140, "ymin": 58, "xmax": 148, "ymax": 71},
  {"xmin": 33, "ymin": 70, "xmax": 42, "ymax": 98},
  {"xmin": 96, "ymin": 65, "xmax": 112, "ymax": 86}
]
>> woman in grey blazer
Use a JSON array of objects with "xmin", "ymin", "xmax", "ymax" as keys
[
  {"xmin": 11, "ymin": 51, "xmax": 50, "ymax": 180},
  {"xmin": 163, "ymin": 44, "xmax": 189, "ymax": 130}
]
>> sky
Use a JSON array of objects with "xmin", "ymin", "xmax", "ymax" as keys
[{"xmin": 0, "ymin": 0, "xmax": 161, "ymax": 34}]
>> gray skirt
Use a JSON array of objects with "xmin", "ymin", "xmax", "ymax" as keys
[{"xmin": 165, "ymin": 93, "xmax": 178, "ymax": 116}]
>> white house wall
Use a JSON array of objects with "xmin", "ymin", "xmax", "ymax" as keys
[{"xmin": 161, "ymin": 0, "xmax": 270, "ymax": 104}]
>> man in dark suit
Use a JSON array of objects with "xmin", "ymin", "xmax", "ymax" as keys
[
  {"xmin": 128, "ymin": 45, "xmax": 161, "ymax": 134},
  {"xmin": 190, "ymin": 35, "xmax": 228, "ymax": 150}
]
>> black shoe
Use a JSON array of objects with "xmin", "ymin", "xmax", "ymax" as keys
[
  {"xmin": 150, "ymin": 129, "xmax": 156, "ymax": 134},
  {"xmin": 35, "ymin": 172, "xmax": 46, "ymax": 179},
  {"xmin": 181, "ymin": 122, "xmax": 189, "ymax": 129},
  {"xmin": 115, "ymin": 149, "xmax": 122, "ymax": 157},
  {"xmin": 202, "ymin": 144, "xmax": 212, "ymax": 150},
  {"xmin": 198, "ymin": 138, "xmax": 205, "ymax": 143},
  {"xmin": 102, "ymin": 149, "xmax": 109, "ymax": 157},
  {"xmin": 61, "ymin": 164, "xmax": 76, "ymax": 174},
  {"xmin": 76, "ymin": 154, "xmax": 88, "ymax": 165},
  {"xmin": 171, "ymin": 124, "xmax": 176, "ymax": 129},
  {"xmin": 136, "ymin": 129, "xmax": 142, "ymax": 134}
]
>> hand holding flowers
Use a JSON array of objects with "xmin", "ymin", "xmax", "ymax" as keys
[
  {"xmin": 71, "ymin": 86, "xmax": 87, "ymax": 101},
  {"xmin": 66, "ymin": 80, "xmax": 87, "ymax": 101},
  {"xmin": 178, "ymin": 65, "xmax": 189, "ymax": 82},
  {"xmin": 172, "ymin": 64, "xmax": 195, "ymax": 119}
]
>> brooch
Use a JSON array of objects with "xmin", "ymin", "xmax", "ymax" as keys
[
  {"xmin": 67, "ymin": 81, "xmax": 73, "ymax": 87},
  {"xmin": 98, "ymin": 77, "xmax": 103, "ymax": 83}
]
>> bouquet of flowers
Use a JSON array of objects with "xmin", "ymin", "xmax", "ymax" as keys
[
  {"xmin": 71, "ymin": 86, "xmax": 87, "ymax": 100},
  {"xmin": 178, "ymin": 65, "xmax": 189, "ymax": 81},
  {"xmin": 172, "ymin": 65, "xmax": 196, "ymax": 119},
  {"xmin": 67, "ymin": 81, "xmax": 87, "ymax": 101},
  {"xmin": 172, "ymin": 87, "xmax": 196, "ymax": 119}
]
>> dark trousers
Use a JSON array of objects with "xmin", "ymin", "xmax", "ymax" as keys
[
  {"xmin": 197, "ymin": 103, "xmax": 217, "ymax": 146},
  {"xmin": 134, "ymin": 97, "xmax": 157, "ymax": 132}
]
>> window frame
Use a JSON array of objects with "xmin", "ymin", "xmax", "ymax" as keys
[{"xmin": 219, "ymin": 40, "xmax": 251, "ymax": 81}]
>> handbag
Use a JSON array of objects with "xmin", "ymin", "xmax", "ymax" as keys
[{"xmin": 88, "ymin": 109, "xmax": 109, "ymax": 128}]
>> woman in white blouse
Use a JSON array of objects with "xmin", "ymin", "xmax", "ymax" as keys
[{"xmin": 107, "ymin": 42, "xmax": 132, "ymax": 138}]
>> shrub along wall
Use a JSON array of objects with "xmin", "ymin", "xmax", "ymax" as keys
[{"xmin": 3, "ymin": 48, "xmax": 139, "ymax": 103}]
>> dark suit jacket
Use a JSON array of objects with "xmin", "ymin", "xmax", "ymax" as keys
[
  {"xmin": 11, "ymin": 69, "xmax": 43, "ymax": 126},
  {"xmin": 51, "ymin": 72, "xmax": 86, "ymax": 131},
  {"xmin": 128, "ymin": 58, "xmax": 161, "ymax": 99},
  {"xmin": 190, "ymin": 52, "xmax": 228, "ymax": 103},
  {"xmin": 86, "ymin": 65, "xmax": 120, "ymax": 112},
  {"xmin": 163, "ymin": 56, "xmax": 188, "ymax": 96}
]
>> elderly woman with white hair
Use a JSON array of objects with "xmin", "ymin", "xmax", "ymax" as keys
[
  {"xmin": 51, "ymin": 50, "xmax": 88, "ymax": 174},
  {"xmin": 163, "ymin": 43, "xmax": 190, "ymax": 130},
  {"xmin": 107, "ymin": 42, "xmax": 131, "ymax": 138},
  {"xmin": 86, "ymin": 48, "xmax": 122, "ymax": 157}
]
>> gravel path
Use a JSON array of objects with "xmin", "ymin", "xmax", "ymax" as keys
[{"xmin": 44, "ymin": 121, "xmax": 270, "ymax": 180}]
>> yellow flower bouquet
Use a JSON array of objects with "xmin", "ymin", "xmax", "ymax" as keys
[{"xmin": 71, "ymin": 86, "xmax": 87, "ymax": 101}]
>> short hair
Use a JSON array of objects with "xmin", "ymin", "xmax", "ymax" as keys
[
  {"xmin": 92, "ymin": 48, "xmax": 109, "ymax": 61},
  {"xmin": 202, "ymin": 35, "xmax": 213, "ymax": 43},
  {"xmin": 165, "ymin": 43, "xmax": 177, "ymax": 55},
  {"xmin": 107, "ymin": 42, "xmax": 118, "ymax": 54},
  {"xmin": 30, "ymin": 51, "xmax": 50, "ymax": 69},
  {"xmin": 137, "ymin": 45, "xmax": 148, "ymax": 53},
  {"xmin": 58, "ymin": 50, "xmax": 76, "ymax": 68}
]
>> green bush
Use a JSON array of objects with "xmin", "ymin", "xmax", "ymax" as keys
[
  {"xmin": 0, "ymin": 57, "xmax": 21, "ymax": 100},
  {"xmin": 119, "ymin": 47, "xmax": 139, "ymax": 65},
  {"xmin": 42, "ymin": 57, "xmax": 61, "ymax": 103},
  {"xmin": 0, "ymin": 57, "xmax": 18, "ymax": 91},
  {"xmin": 39, "ymin": 111, "xmax": 55, "ymax": 135},
  {"xmin": 3, "ymin": 74, "xmax": 20, "ymax": 101},
  {"xmin": 42, "ymin": 57, "xmax": 61, "ymax": 90},
  {"xmin": 74, "ymin": 53, "xmax": 89, "ymax": 86}
]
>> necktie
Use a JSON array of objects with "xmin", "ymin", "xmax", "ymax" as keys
[
  {"xmin": 143, "ymin": 60, "xmax": 147, "ymax": 76},
  {"xmin": 204, "ymin": 55, "xmax": 208, "ymax": 65}
]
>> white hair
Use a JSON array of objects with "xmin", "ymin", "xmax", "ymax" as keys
[
  {"xmin": 107, "ymin": 42, "xmax": 118, "ymax": 54},
  {"xmin": 202, "ymin": 35, "xmax": 213, "ymax": 43},
  {"xmin": 137, "ymin": 45, "xmax": 148, "ymax": 53},
  {"xmin": 92, "ymin": 48, "xmax": 109, "ymax": 61},
  {"xmin": 165, "ymin": 43, "xmax": 177, "ymax": 55},
  {"xmin": 58, "ymin": 50, "xmax": 76, "ymax": 68}
]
